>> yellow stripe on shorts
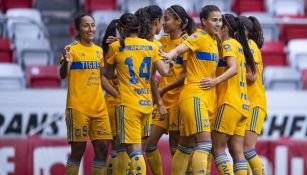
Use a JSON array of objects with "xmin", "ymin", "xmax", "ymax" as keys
[
  {"xmin": 214, "ymin": 105, "xmax": 225, "ymax": 131},
  {"xmin": 119, "ymin": 106, "xmax": 125, "ymax": 143},
  {"xmin": 251, "ymin": 107, "xmax": 259, "ymax": 132},
  {"xmin": 194, "ymin": 97, "xmax": 202, "ymax": 133}
]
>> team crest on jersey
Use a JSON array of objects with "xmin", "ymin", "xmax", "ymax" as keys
[
  {"xmin": 223, "ymin": 44, "xmax": 231, "ymax": 52},
  {"xmin": 96, "ymin": 50, "xmax": 100, "ymax": 58}
]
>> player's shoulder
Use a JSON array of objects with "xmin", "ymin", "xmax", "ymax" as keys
[
  {"xmin": 91, "ymin": 43, "xmax": 103, "ymax": 51},
  {"xmin": 65, "ymin": 40, "xmax": 79, "ymax": 49}
]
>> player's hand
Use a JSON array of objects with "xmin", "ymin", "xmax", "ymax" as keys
[
  {"xmin": 158, "ymin": 105, "xmax": 168, "ymax": 121},
  {"xmin": 106, "ymin": 36, "xmax": 118, "ymax": 44},
  {"xmin": 159, "ymin": 49, "xmax": 173, "ymax": 60},
  {"xmin": 62, "ymin": 46, "xmax": 70, "ymax": 64},
  {"xmin": 200, "ymin": 77, "xmax": 217, "ymax": 90}
]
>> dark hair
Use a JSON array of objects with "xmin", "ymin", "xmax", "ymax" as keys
[
  {"xmin": 222, "ymin": 14, "xmax": 256, "ymax": 73},
  {"xmin": 101, "ymin": 19, "xmax": 119, "ymax": 54},
  {"xmin": 118, "ymin": 13, "xmax": 139, "ymax": 48},
  {"xmin": 135, "ymin": 5, "xmax": 162, "ymax": 41},
  {"xmin": 74, "ymin": 13, "xmax": 94, "ymax": 39},
  {"xmin": 239, "ymin": 16, "xmax": 264, "ymax": 49},
  {"xmin": 165, "ymin": 5, "xmax": 196, "ymax": 35},
  {"xmin": 199, "ymin": 5, "xmax": 221, "ymax": 26}
]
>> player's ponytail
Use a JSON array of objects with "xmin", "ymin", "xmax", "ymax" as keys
[
  {"xmin": 135, "ymin": 5, "xmax": 162, "ymax": 41},
  {"xmin": 118, "ymin": 13, "xmax": 139, "ymax": 49},
  {"xmin": 101, "ymin": 19, "xmax": 119, "ymax": 54},
  {"xmin": 223, "ymin": 14, "xmax": 256, "ymax": 74},
  {"xmin": 167, "ymin": 5, "xmax": 196, "ymax": 35},
  {"xmin": 238, "ymin": 16, "xmax": 264, "ymax": 49}
]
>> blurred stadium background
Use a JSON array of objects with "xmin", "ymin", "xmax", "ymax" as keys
[{"xmin": 0, "ymin": 0, "xmax": 307, "ymax": 175}]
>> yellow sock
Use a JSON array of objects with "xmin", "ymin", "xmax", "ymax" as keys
[
  {"xmin": 106, "ymin": 150, "xmax": 118, "ymax": 175},
  {"xmin": 146, "ymin": 145, "xmax": 163, "ymax": 175},
  {"xmin": 234, "ymin": 160, "xmax": 248, "ymax": 175},
  {"xmin": 244, "ymin": 149, "xmax": 264, "ymax": 175},
  {"xmin": 66, "ymin": 159, "xmax": 80, "ymax": 175},
  {"xmin": 172, "ymin": 144, "xmax": 193, "ymax": 175},
  {"xmin": 115, "ymin": 149, "xmax": 131, "ymax": 175},
  {"xmin": 214, "ymin": 153, "xmax": 234, "ymax": 175},
  {"xmin": 129, "ymin": 150, "xmax": 146, "ymax": 175},
  {"xmin": 191, "ymin": 142, "xmax": 211, "ymax": 174},
  {"xmin": 186, "ymin": 151, "xmax": 194, "ymax": 175},
  {"xmin": 92, "ymin": 160, "xmax": 107, "ymax": 175},
  {"xmin": 206, "ymin": 153, "xmax": 212, "ymax": 175}
]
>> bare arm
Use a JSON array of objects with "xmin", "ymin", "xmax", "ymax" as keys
[
  {"xmin": 200, "ymin": 56, "xmax": 237, "ymax": 89},
  {"xmin": 246, "ymin": 63, "xmax": 257, "ymax": 83},
  {"xmin": 159, "ymin": 43, "xmax": 190, "ymax": 60},
  {"xmin": 101, "ymin": 67, "xmax": 119, "ymax": 97},
  {"xmin": 159, "ymin": 61, "xmax": 186, "ymax": 97},
  {"xmin": 104, "ymin": 63, "xmax": 117, "ymax": 79}
]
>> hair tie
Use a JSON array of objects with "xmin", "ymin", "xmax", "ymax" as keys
[
  {"xmin": 119, "ymin": 20, "xmax": 139, "ymax": 30},
  {"xmin": 168, "ymin": 7, "xmax": 186, "ymax": 24}
]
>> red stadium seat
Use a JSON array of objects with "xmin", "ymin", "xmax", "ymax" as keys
[
  {"xmin": 261, "ymin": 41, "xmax": 287, "ymax": 66},
  {"xmin": 232, "ymin": 0, "xmax": 264, "ymax": 14},
  {"xmin": 279, "ymin": 16, "xmax": 307, "ymax": 43},
  {"xmin": 26, "ymin": 65, "xmax": 61, "ymax": 88},
  {"xmin": 0, "ymin": 38, "xmax": 13, "ymax": 63},
  {"xmin": 84, "ymin": 0, "xmax": 116, "ymax": 12},
  {"xmin": 302, "ymin": 69, "xmax": 307, "ymax": 89},
  {"xmin": 2, "ymin": 0, "xmax": 31, "ymax": 11}
]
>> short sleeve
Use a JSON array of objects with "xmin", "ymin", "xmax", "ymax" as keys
[
  {"xmin": 182, "ymin": 33, "xmax": 201, "ymax": 52},
  {"xmin": 222, "ymin": 40, "xmax": 236, "ymax": 59},
  {"xmin": 106, "ymin": 44, "xmax": 116, "ymax": 65},
  {"xmin": 152, "ymin": 44, "xmax": 163, "ymax": 62}
]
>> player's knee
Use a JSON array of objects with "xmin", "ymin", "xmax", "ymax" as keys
[{"xmin": 70, "ymin": 143, "xmax": 86, "ymax": 161}]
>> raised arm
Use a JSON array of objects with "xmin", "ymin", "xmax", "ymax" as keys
[{"xmin": 59, "ymin": 47, "xmax": 71, "ymax": 79}]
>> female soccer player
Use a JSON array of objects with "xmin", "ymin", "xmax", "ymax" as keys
[
  {"xmin": 160, "ymin": 5, "xmax": 222, "ymax": 175},
  {"xmin": 202, "ymin": 14, "xmax": 256, "ymax": 175},
  {"xmin": 239, "ymin": 16, "xmax": 266, "ymax": 175},
  {"xmin": 60, "ymin": 13, "xmax": 118, "ymax": 175},
  {"xmin": 145, "ymin": 4, "xmax": 196, "ymax": 175},
  {"xmin": 105, "ymin": 13, "xmax": 171, "ymax": 175}
]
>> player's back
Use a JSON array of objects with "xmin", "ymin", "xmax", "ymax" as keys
[{"xmin": 108, "ymin": 37, "xmax": 160, "ymax": 114}]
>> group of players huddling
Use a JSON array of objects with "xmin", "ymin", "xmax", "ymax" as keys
[{"xmin": 60, "ymin": 3, "xmax": 266, "ymax": 175}]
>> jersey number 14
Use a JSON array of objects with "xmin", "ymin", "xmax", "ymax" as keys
[{"xmin": 124, "ymin": 57, "xmax": 151, "ymax": 84}]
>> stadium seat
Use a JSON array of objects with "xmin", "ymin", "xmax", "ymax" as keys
[
  {"xmin": 264, "ymin": 66, "xmax": 302, "ymax": 90},
  {"xmin": 0, "ymin": 12, "xmax": 5, "ymax": 37},
  {"xmin": 240, "ymin": 12, "xmax": 279, "ymax": 41},
  {"xmin": 34, "ymin": 0, "xmax": 77, "ymax": 12},
  {"xmin": 302, "ymin": 69, "xmax": 307, "ymax": 89},
  {"xmin": 15, "ymin": 39, "xmax": 53, "ymax": 67},
  {"xmin": 196, "ymin": 0, "xmax": 232, "ymax": 12},
  {"xmin": 124, "ymin": 0, "xmax": 153, "ymax": 13},
  {"xmin": 156, "ymin": 0, "xmax": 194, "ymax": 13},
  {"xmin": 26, "ymin": 65, "xmax": 61, "ymax": 88},
  {"xmin": 0, "ymin": 38, "xmax": 13, "ymax": 62},
  {"xmin": 6, "ymin": 8, "xmax": 43, "ymax": 24},
  {"xmin": 269, "ymin": 0, "xmax": 304, "ymax": 16},
  {"xmin": 92, "ymin": 10, "xmax": 122, "ymax": 42},
  {"xmin": 0, "ymin": 63, "xmax": 24, "ymax": 90},
  {"xmin": 279, "ymin": 16, "xmax": 307, "ymax": 43},
  {"xmin": 261, "ymin": 41, "xmax": 287, "ymax": 66},
  {"xmin": 232, "ymin": 0, "xmax": 264, "ymax": 14},
  {"xmin": 84, "ymin": 0, "xmax": 117, "ymax": 12},
  {"xmin": 1, "ymin": 0, "xmax": 32, "ymax": 12},
  {"xmin": 287, "ymin": 39, "xmax": 307, "ymax": 70}
]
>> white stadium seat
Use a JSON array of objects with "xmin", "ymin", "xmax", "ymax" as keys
[
  {"xmin": 264, "ymin": 66, "xmax": 302, "ymax": 90},
  {"xmin": 287, "ymin": 39, "xmax": 307, "ymax": 71},
  {"xmin": 0, "ymin": 63, "xmax": 24, "ymax": 90}
]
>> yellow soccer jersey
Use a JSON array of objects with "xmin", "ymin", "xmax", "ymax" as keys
[
  {"xmin": 247, "ymin": 39, "xmax": 267, "ymax": 112},
  {"xmin": 106, "ymin": 37, "xmax": 163, "ymax": 114},
  {"xmin": 180, "ymin": 30, "xmax": 219, "ymax": 114},
  {"xmin": 63, "ymin": 40, "xmax": 107, "ymax": 117},
  {"xmin": 216, "ymin": 38, "xmax": 250, "ymax": 117},
  {"xmin": 158, "ymin": 34, "xmax": 189, "ymax": 108}
]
